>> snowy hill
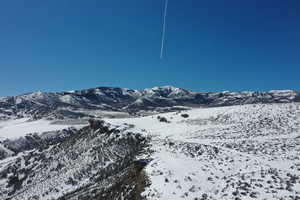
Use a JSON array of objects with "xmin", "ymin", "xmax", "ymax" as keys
[
  {"xmin": 0, "ymin": 87, "xmax": 300, "ymax": 199},
  {"xmin": 0, "ymin": 120, "xmax": 149, "ymax": 199},
  {"xmin": 107, "ymin": 103, "xmax": 300, "ymax": 199}
]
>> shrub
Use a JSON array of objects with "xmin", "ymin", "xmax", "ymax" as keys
[
  {"xmin": 181, "ymin": 114, "xmax": 189, "ymax": 118},
  {"xmin": 157, "ymin": 116, "xmax": 169, "ymax": 123}
]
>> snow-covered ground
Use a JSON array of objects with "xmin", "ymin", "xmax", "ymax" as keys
[
  {"xmin": 107, "ymin": 103, "xmax": 300, "ymax": 200},
  {"xmin": 0, "ymin": 102, "xmax": 299, "ymax": 199},
  {"xmin": 0, "ymin": 118, "xmax": 83, "ymax": 139}
]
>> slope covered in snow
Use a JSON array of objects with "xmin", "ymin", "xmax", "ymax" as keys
[
  {"xmin": 106, "ymin": 102, "xmax": 300, "ymax": 200},
  {"xmin": 0, "ymin": 120, "xmax": 149, "ymax": 200},
  {"xmin": 0, "ymin": 100, "xmax": 299, "ymax": 199},
  {"xmin": 0, "ymin": 118, "xmax": 82, "ymax": 139}
]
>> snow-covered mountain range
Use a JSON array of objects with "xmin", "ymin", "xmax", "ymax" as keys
[
  {"xmin": 1, "ymin": 86, "xmax": 299, "ymax": 120},
  {"xmin": 0, "ymin": 86, "xmax": 300, "ymax": 200}
]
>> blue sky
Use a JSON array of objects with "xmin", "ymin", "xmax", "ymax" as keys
[{"xmin": 0, "ymin": 0, "xmax": 300, "ymax": 96}]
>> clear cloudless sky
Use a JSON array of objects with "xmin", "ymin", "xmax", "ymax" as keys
[{"xmin": 0, "ymin": 0, "xmax": 300, "ymax": 96}]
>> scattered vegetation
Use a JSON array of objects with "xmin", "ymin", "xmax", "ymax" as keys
[
  {"xmin": 157, "ymin": 116, "xmax": 170, "ymax": 123},
  {"xmin": 181, "ymin": 113, "xmax": 189, "ymax": 118}
]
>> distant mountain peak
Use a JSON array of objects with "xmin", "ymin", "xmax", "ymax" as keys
[{"xmin": 0, "ymin": 86, "xmax": 299, "ymax": 120}]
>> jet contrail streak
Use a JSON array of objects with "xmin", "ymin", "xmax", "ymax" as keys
[{"xmin": 160, "ymin": 0, "xmax": 168, "ymax": 59}]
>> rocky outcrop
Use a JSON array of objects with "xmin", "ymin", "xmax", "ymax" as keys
[{"xmin": 0, "ymin": 121, "xmax": 150, "ymax": 200}]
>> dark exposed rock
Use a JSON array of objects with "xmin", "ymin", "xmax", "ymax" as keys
[{"xmin": 88, "ymin": 119, "xmax": 105, "ymax": 131}]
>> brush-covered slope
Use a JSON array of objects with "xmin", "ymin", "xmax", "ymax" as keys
[{"xmin": 0, "ymin": 120, "xmax": 149, "ymax": 200}]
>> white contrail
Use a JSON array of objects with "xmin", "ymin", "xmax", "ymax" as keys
[{"xmin": 160, "ymin": 0, "xmax": 169, "ymax": 59}]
